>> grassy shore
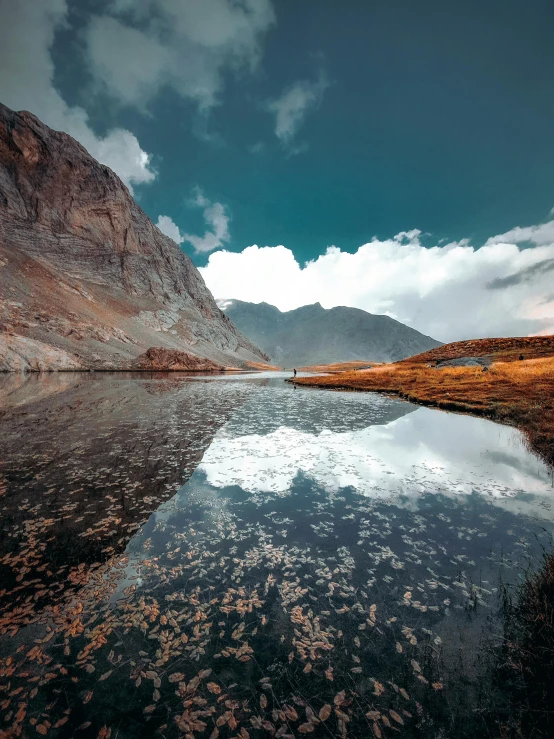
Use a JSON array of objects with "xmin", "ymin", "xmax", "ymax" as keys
[{"xmin": 292, "ymin": 337, "xmax": 554, "ymax": 466}]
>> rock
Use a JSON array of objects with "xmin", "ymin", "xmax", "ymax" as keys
[
  {"xmin": 434, "ymin": 356, "xmax": 492, "ymax": 369},
  {"xmin": 0, "ymin": 334, "xmax": 82, "ymax": 371},
  {"xmin": 0, "ymin": 103, "xmax": 268, "ymax": 371},
  {"xmin": 133, "ymin": 348, "xmax": 225, "ymax": 372}
]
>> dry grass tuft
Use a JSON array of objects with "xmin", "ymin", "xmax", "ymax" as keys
[{"xmin": 498, "ymin": 552, "xmax": 554, "ymax": 737}]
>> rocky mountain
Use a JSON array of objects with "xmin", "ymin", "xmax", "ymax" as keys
[
  {"xmin": 219, "ymin": 299, "xmax": 442, "ymax": 366},
  {"xmin": 0, "ymin": 103, "xmax": 268, "ymax": 371}
]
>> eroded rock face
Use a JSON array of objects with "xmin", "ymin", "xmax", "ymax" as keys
[
  {"xmin": 133, "ymin": 347, "xmax": 225, "ymax": 371},
  {"xmin": 0, "ymin": 103, "xmax": 268, "ymax": 371}
]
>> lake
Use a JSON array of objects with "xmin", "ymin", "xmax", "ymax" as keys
[{"xmin": 0, "ymin": 372, "xmax": 552, "ymax": 738}]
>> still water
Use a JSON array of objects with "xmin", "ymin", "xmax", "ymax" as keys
[{"xmin": 0, "ymin": 372, "xmax": 552, "ymax": 738}]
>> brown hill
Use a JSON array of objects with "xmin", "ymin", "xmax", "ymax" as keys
[
  {"xmin": 403, "ymin": 336, "xmax": 554, "ymax": 365},
  {"xmin": 0, "ymin": 103, "xmax": 268, "ymax": 371}
]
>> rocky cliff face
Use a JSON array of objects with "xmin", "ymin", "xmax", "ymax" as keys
[
  {"xmin": 219, "ymin": 299, "xmax": 442, "ymax": 366},
  {"xmin": 0, "ymin": 103, "xmax": 268, "ymax": 370}
]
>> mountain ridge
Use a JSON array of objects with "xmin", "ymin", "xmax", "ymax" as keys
[
  {"xmin": 218, "ymin": 299, "xmax": 442, "ymax": 366},
  {"xmin": 0, "ymin": 103, "xmax": 268, "ymax": 371}
]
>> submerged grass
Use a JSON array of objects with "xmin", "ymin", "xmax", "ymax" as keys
[
  {"xmin": 489, "ymin": 551, "xmax": 554, "ymax": 738},
  {"xmin": 292, "ymin": 351, "xmax": 554, "ymax": 466}
]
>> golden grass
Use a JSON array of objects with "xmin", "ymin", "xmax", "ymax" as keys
[
  {"xmin": 299, "ymin": 360, "xmax": 378, "ymax": 373},
  {"xmin": 245, "ymin": 360, "xmax": 281, "ymax": 371},
  {"xmin": 293, "ymin": 354, "xmax": 554, "ymax": 465}
]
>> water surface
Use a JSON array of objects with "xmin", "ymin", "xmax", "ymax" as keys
[{"xmin": 0, "ymin": 372, "xmax": 552, "ymax": 738}]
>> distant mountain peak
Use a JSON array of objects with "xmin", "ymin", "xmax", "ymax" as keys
[{"xmin": 221, "ymin": 299, "xmax": 442, "ymax": 366}]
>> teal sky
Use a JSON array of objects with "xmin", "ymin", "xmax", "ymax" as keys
[
  {"xmin": 47, "ymin": 0, "xmax": 554, "ymax": 264},
  {"xmin": 1, "ymin": 0, "xmax": 554, "ymax": 339}
]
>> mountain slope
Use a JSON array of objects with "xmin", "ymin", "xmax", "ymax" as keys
[
  {"xmin": 0, "ymin": 103, "xmax": 268, "ymax": 371},
  {"xmin": 218, "ymin": 299, "xmax": 442, "ymax": 366}
]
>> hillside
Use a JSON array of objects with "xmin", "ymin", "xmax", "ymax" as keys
[
  {"xmin": 218, "ymin": 299, "xmax": 442, "ymax": 366},
  {"xmin": 404, "ymin": 336, "xmax": 554, "ymax": 364},
  {"xmin": 0, "ymin": 103, "xmax": 268, "ymax": 371}
]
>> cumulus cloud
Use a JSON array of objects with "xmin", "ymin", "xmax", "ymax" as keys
[
  {"xmin": 267, "ymin": 72, "xmax": 328, "ymax": 147},
  {"xmin": 156, "ymin": 215, "xmax": 184, "ymax": 244},
  {"xmin": 0, "ymin": 0, "xmax": 155, "ymax": 192},
  {"xmin": 484, "ymin": 220, "xmax": 554, "ymax": 247},
  {"xmin": 200, "ymin": 222, "xmax": 554, "ymax": 341},
  {"xmin": 184, "ymin": 199, "xmax": 230, "ymax": 253},
  {"xmin": 153, "ymin": 189, "xmax": 228, "ymax": 253},
  {"xmin": 156, "ymin": 191, "xmax": 230, "ymax": 252},
  {"xmin": 85, "ymin": 0, "xmax": 275, "ymax": 113}
]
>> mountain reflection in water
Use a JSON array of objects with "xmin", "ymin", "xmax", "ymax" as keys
[{"xmin": 0, "ymin": 372, "xmax": 552, "ymax": 739}]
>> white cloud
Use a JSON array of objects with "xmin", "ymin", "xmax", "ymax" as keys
[
  {"xmin": 85, "ymin": 0, "xmax": 275, "ymax": 113},
  {"xmin": 0, "ymin": 1, "xmax": 155, "ymax": 192},
  {"xmin": 200, "ymin": 221, "xmax": 554, "ymax": 341},
  {"xmin": 484, "ymin": 220, "xmax": 554, "ymax": 247},
  {"xmin": 156, "ymin": 190, "xmax": 231, "ymax": 252},
  {"xmin": 156, "ymin": 215, "xmax": 184, "ymax": 244},
  {"xmin": 267, "ymin": 72, "xmax": 328, "ymax": 147},
  {"xmin": 182, "ymin": 189, "xmax": 231, "ymax": 253}
]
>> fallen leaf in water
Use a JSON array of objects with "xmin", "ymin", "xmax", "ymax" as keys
[
  {"xmin": 318, "ymin": 703, "xmax": 332, "ymax": 721},
  {"xmin": 285, "ymin": 706, "xmax": 298, "ymax": 721},
  {"xmin": 389, "ymin": 710, "xmax": 404, "ymax": 725}
]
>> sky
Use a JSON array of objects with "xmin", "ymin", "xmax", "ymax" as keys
[{"xmin": 0, "ymin": 0, "xmax": 553, "ymax": 341}]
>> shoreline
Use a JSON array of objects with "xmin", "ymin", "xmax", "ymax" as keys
[{"xmin": 289, "ymin": 356, "xmax": 554, "ymax": 467}]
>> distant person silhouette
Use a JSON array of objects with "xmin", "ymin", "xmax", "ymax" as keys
[{"xmin": 293, "ymin": 368, "xmax": 297, "ymax": 377}]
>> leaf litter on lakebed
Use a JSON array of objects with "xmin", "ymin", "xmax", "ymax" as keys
[{"xmin": 0, "ymin": 376, "xmax": 551, "ymax": 738}]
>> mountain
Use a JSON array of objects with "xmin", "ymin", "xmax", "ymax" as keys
[
  {"xmin": 0, "ymin": 103, "xmax": 268, "ymax": 371},
  {"xmin": 218, "ymin": 299, "xmax": 442, "ymax": 366}
]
